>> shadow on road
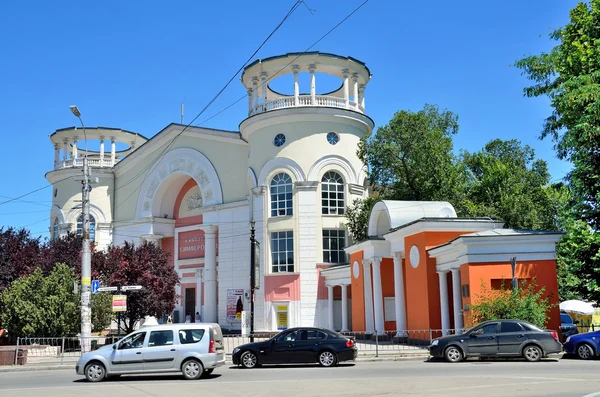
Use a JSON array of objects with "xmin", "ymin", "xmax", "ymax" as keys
[
  {"xmin": 228, "ymin": 363, "xmax": 356, "ymax": 370},
  {"xmin": 425, "ymin": 357, "xmax": 560, "ymax": 364},
  {"xmin": 73, "ymin": 373, "xmax": 222, "ymax": 383}
]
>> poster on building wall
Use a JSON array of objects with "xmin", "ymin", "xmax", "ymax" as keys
[
  {"xmin": 178, "ymin": 230, "xmax": 219, "ymax": 260},
  {"xmin": 227, "ymin": 289, "xmax": 244, "ymax": 323},
  {"xmin": 276, "ymin": 305, "xmax": 288, "ymax": 330}
]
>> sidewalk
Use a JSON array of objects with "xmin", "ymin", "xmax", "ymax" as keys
[{"xmin": 0, "ymin": 352, "xmax": 429, "ymax": 373}]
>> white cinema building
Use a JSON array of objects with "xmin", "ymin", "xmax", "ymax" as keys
[{"xmin": 46, "ymin": 52, "xmax": 373, "ymax": 332}]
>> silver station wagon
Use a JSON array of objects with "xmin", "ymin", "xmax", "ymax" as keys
[{"xmin": 76, "ymin": 323, "xmax": 225, "ymax": 382}]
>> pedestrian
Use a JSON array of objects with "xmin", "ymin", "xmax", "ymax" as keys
[
  {"xmin": 195, "ymin": 311, "xmax": 201, "ymax": 323},
  {"xmin": 167, "ymin": 314, "xmax": 173, "ymax": 324},
  {"xmin": 185, "ymin": 313, "xmax": 191, "ymax": 323}
]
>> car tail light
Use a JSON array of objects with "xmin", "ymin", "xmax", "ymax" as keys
[
  {"xmin": 550, "ymin": 331, "xmax": 559, "ymax": 343},
  {"xmin": 346, "ymin": 339, "xmax": 355, "ymax": 348},
  {"xmin": 209, "ymin": 340, "xmax": 216, "ymax": 353}
]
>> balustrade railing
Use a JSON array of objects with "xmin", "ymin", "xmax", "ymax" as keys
[
  {"xmin": 250, "ymin": 94, "xmax": 364, "ymax": 116},
  {"xmin": 54, "ymin": 157, "xmax": 118, "ymax": 170}
]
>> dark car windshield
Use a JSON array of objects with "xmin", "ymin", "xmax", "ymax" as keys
[{"xmin": 560, "ymin": 313, "xmax": 574, "ymax": 324}]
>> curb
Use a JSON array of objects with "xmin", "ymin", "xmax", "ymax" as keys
[{"xmin": 0, "ymin": 355, "xmax": 429, "ymax": 373}]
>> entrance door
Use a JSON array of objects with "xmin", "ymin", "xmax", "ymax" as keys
[{"xmin": 185, "ymin": 288, "xmax": 196, "ymax": 322}]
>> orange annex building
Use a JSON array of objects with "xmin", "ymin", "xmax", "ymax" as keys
[{"xmin": 320, "ymin": 200, "xmax": 563, "ymax": 336}]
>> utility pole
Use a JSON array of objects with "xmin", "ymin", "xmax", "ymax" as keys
[
  {"xmin": 510, "ymin": 257, "xmax": 518, "ymax": 292},
  {"xmin": 70, "ymin": 105, "xmax": 93, "ymax": 353},
  {"xmin": 249, "ymin": 222, "xmax": 256, "ymax": 342}
]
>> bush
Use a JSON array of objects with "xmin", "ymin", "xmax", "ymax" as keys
[{"xmin": 468, "ymin": 279, "xmax": 553, "ymax": 328}]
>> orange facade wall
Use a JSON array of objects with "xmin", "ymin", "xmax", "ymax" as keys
[
  {"xmin": 350, "ymin": 251, "xmax": 365, "ymax": 332},
  {"xmin": 174, "ymin": 178, "xmax": 203, "ymax": 227},
  {"xmin": 264, "ymin": 274, "xmax": 301, "ymax": 302},
  {"xmin": 380, "ymin": 257, "xmax": 396, "ymax": 331},
  {"xmin": 464, "ymin": 260, "xmax": 560, "ymax": 332}
]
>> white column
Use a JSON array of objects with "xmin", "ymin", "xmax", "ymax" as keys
[
  {"xmin": 438, "ymin": 270, "xmax": 450, "ymax": 334},
  {"xmin": 261, "ymin": 72, "xmax": 268, "ymax": 108},
  {"xmin": 341, "ymin": 284, "xmax": 349, "ymax": 332},
  {"xmin": 393, "ymin": 252, "xmax": 407, "ymax": 336},
  {"xmin": 371, "ymin": 257, "xmax": 384, "ymax": 335},
  {"xmin": 247, "ymin": 89, "xmax": 253, "ymax": 115},
  {"xmin": 327, "ymin": 285, "xmax": 334, "ymax": 330},
  {"xmin": 292, "ymin": 65, "xmax": 300, "ymax": 106},
  {"xmin": 352, "ymin": 74, "xmax": 359, "ymax": 109},
  {"xmin": 451, "ymin": 268, "xmax": 463, "ymax": 331},
  {"xmin": 251, "ymin": 77, "xmax": 259, "ymax": 111},
  {"xmin": 201, "ymin": 225, "xmax": 218, "ymax": 323},
  {"xmin": 63, "ymin": 139, "xmax": 69, "ymax": 161},
  {"xmin": 309, "ymin": 64, "xmax": 316, "ymax": 105},
  {"xmin": 362, "ymin": 259, "xmax": 374, "ymax": 333},
  {"xmin": 342, "ymin": 69, "xmax": 349, "ymax": 109},
  {"xmin": 110, "ymin": 137, "xmax": 116, "ymax": 166},
  {"xmin": 72, "ymin": 138, "xmax": 78, "ymax": 161},
  {"xmin": 99, "ymin": 137, "xmax": 105, "ymax": 167},
  {"xmin": 359, "ymin": 84, "xmax": 365, "ymax": 110},
  {"xmin": 53, "ymin": 144, "xmax": 60, "ymax": 167}
]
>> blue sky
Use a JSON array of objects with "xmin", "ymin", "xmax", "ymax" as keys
[{"xmin": 0, "ymin": 0, "xmax": 578, "ymax": 237}]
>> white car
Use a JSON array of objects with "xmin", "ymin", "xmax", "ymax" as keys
[{"xmin": 76, "ymin": 323, "xmax": 225, "ymax": 382}]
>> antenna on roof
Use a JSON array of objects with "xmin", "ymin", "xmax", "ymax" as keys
[{"xmin": 181, "ymin": 102, "xmax": 184, "ymax": 124}]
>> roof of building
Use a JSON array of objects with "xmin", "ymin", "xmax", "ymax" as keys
[{"xmin": 427, "ymin": 228, "xmax": 565, "ymax": 252}]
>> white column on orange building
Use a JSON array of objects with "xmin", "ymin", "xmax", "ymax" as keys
[
  {"xmin": 362, "ymin": 259, "xmax": 375, "ymax": 333},
  {"xmin": 358, "ymin": 84, "xmax": 365, "ymax": 110},
  {"xmin": 327, "ymin": 285, "xmax": 334, "ymax": 330},
  {"xmin": 292, "ymin": 65, "xmax": 300, "ymax": 106},
  {"xmin": 451, "ymin": 268, "xmax": 463, "ymax": 331},
  {"xmin": 352, "ymin": 74, "xmax": 359, "ymax": 109},
  {"xmin": 99, "ymin": 136, "xmax": 105, "ymax": 167},
  {"xmin": 247, "ymin": 89, "xmax": 253, "ymax": 116},
  {"xmin": 261, "ymin": 72, "xmax": 268, "ymax": 107},
  {"xmin": 63, "ymin": 139, "xmax": 69, "ymax": 162},
  {"xmin": 342, "ymin": 69, "xmax": 350, "ymax": 109},
  {"xmin": 371, "ymin": 257, "xmax": 384, "ymax": 334},
  {"xmin": 309, "ymin": 64, "xmax": 316, "ymax": 105},
  {"xmin": 341, "ymin": 284, "xmax": 349, "ymax": 332},
  {"xmin": 438, "ymin": 270, "xmax": 450, "ymax": 334},
  {"xmin": 393, "ymin": 252, "xmax": 407, "ymax": 336},
  {"xmin": 251, "ymin": 77, "xmax": 259, "ymax": 111},
  {"xmin": 53, "ymin": 144, "xmax": 60, "ymax": 168},
  {"xmin": 72, "ymin": 137, "xmax": 78, "ymax": 161},
  {"xmin": 201, "ymin": 225, "xmax": 218, "ymax": 323}
]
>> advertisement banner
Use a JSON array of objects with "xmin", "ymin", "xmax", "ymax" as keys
[
  {"xmin": 227, "ymin": 289, "xmax": 244, "ymax": 323},
  {"xmin": 112, "ymin": 295, "xmax": 127, "ymax": 312}
]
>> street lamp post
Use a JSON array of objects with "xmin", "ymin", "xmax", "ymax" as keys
[{"xmin": 70, "ymin": 105, "xmax": 92, "ymax": 352}]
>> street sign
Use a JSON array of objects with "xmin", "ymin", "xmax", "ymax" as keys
[
  {"xmin": 91, "ymin": 280, "xmax": 99, "ymax": 294},
  {"xmin": 121, "ymin": 285, "xmax": 143, "ymax": 291},
  {"xmin": 98, "ymin": 286, "xmax": 118, "ymax": 292},
  {"xmin": 112, "ymin": 295, "xmax": 127, "ymax": 312}
]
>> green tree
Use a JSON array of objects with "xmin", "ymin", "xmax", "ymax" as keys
[
  {"xmin": 460, "ymin": 139, "xmax": 559, "ymax": 230},
  {"xmin": 345, "ymin": 197, "xmax": 377, "ymax": 242},
  {"xmin": 358, "ymin": 104, "xmax": 467, "ymax": 204},
  {"xmin": 468, "ymin": 280, "xmax": 553, "ymax": 328},
  {"xmin": 91, "ymin": 292, "xmax": 114, "ymax": 333},
  {"xmin": 516, "ymin": 0, "xmax": 600, "ymax": 227},
  {"xmin": 0, "ymin": 264, "xmax": 80, "ymax": 338}
]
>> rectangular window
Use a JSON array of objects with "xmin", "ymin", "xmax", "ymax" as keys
[
  {"xmin": 149, "ymin": 330, "xmax": 174, "ymax": 347},
  {"xmin": 322, "ymin": 229, "xmax": 346, "ymax": 264},
  {"xmin": 178, "ymin": 329, "xmax": 206, "ymax": 344},
  {"xmin": 271, "ymin": 231, "xmax": 294, "ymax": 273}
]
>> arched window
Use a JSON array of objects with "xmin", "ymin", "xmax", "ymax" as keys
[
  {"xmin": 77, "ymin": 214, "xmax": 96, "ymax": 241},
  {"xmin": 321, "ymin": 171, "xmax": 345, "ymax": 215},
  {"xmin": 270, "ymin": 173, "xmax": 293, "ymax": 217},
  {"xmin": 52, "ymin": 218, "xmax": 59, "ymax": 240}
]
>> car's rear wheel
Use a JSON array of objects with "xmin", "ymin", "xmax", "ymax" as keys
[
  {"xmin": 181, "ymin": 359, "xmax": 204, "ymax": 380},
  {"xmin": 523, "ymin": 345, "xmax": 542, "ymax": 362},
  {"xmin": 85, "ymin": 361, "xmax": 106, "ymax": 382},
  {"xmin": 318, "ymin": 350, "xmax": 337, "ymax": 367},
  {"xmin": 241, "ymin": 351, "xmax": 258, "ymax": 369},
  {"xmin": 576, "ymin": 343, "xmax": 595, "ymax": 360},
  {"xmin": 444, "ymin": 346, "xmax": 463, "ymax": 363}
]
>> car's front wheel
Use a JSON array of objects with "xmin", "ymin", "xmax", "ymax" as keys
[
  {"xmin": 523, "ymin": 345, "xmax": 542, "ymax": 362},
  {"xmin": 240, "ymin": 351, "xmax": 258, "ymax": 369},
  {"xmin": 181, "ymin": 359, "xmax": 204, "ymax": 380},
  {"xmin": 318, "ymin": 350, "xmax": 337, "ymax": 367},
  {"xmin": 444, "ymin": 346, "xmax": 463, "ymax": 363},
  {"xmin": 576, "ymin": 343, "xmax": 595, "ymax": 360},
  {"xmin": 85, "ymin": 361, "xmax": 106, "ymax": 382}
]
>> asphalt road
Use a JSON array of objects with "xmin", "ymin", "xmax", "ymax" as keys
[{"xmin": 2, "ymin": 358, "xmax": 600, "ymax": 397}]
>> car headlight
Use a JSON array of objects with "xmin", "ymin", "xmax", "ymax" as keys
[
  {"xmin": 233, "ymin": 347, "xmax": 240, "ymax": 354},
  {"xmin": 431, "ymin": 340, "xmax": 439, "ymax": 346},
  {"xmin": 565, "ymin": 336, "xmax": 571, "ymax": 343}
]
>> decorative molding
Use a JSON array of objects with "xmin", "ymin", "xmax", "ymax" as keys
[
  {"xmin": 135, "ymin": 147, "xmax": 223, "ymax": 218},
  {"xmin": 294, "ymin": 181, "xmax": 318, "ymax": 191},
  {"xmin": 307, "ymin": 155, "xmax": 358, "ymax": 185},
  {"xmin": 252, "ymin": 186, "xmax": 266, "ymax": 196},
  {"xmin": 348, "ymin": 183, "xmax": 365, "ymax": 195},
  {"xmin": 248, "ymin": 168, "xmax": 258, "ymax": 189},
  {"xmin": 257, "ymin": 157, "xmax": 306, "ymax": 186}
]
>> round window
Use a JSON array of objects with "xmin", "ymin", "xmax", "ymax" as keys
[
  {"xmin": 273, "ymin": 133, "xmax": 286, "ymax": 147},
  {"xmin": 327, "ymin": 132, "xmax": 339, "ymax": 145}
]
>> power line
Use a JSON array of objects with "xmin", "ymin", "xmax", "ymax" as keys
[{"xmin": 0, "ymin": 175, "xmax": 75, "ymax": 207}]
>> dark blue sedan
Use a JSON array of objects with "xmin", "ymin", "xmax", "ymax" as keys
[{"xmin": 564, "ymin": 330, "xmax": 600, "ymax": 359}]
